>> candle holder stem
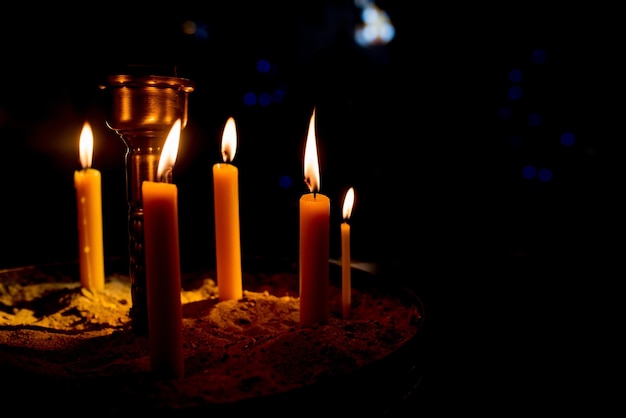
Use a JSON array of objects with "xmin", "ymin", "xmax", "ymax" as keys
[{"xmin": 100, "ymin": 73, "xmax": 194, "ymax": 334}]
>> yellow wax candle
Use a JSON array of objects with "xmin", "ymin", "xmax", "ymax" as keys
[
  {"xmin": 341, "ymin": 187, "xmax": 355, "ymax": 319},
  {"xmin": 213, "ymin": 116, "xmax": 243, "ymax": 302},
  {"xmin": 142, "ymin": 119, "xmax": 184, "ymax": 379},
  {"xmin": 299, "ymin": 108, "xmax": 330, "ymax": 327},
  {"xmin": 74, "ymin": 122, "xmax": 105, "ymax": 291}
]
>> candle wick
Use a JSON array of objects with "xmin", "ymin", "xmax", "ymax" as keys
[{"xmin": 162, "ymin": 167, "xmax": 173, "ymax": 184}]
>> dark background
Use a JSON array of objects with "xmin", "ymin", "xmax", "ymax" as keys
[{"xmin": 0, "ymin": 3, "xmax": 621, "ymax": 415}]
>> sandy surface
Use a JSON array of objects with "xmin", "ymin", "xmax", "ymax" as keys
[{"xmin": 0, "ymin": 260, "xmax": 423, "ymax": 416}]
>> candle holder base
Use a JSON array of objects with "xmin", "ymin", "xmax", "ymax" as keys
[{"xmin": 100, "ymin": 70, "xmax": 194, "ymax": 334}]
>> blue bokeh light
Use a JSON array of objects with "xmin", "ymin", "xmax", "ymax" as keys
[
  {"xmin": 194, "ymin": 24, "xmax": 209, "ymax": 41},
  {"xmin": 243, "ymin": 92, "xmax": 257, "ymax": 106},
  {"xmin": 272, "ymin": 89, "xmax": 285, "ymax": 104},
  {"xmin": 243, "ymin": 89, "xmax": 286, "ymax": 107},
  {"xmin": 508, "ymin": 85, "xmax": 522, "ymax": 100},
  {"xmin": 522, "ymin": 165, "xmax": 537, "ymax": 179},
  {"xmin": 279, "ymin": 175, "xmax": 292, "ymax": 189},
  {"xmin": 560, "ymin": 131, "xmax": 575, "ymax": 147},
  {"xmin": 522, "ymin": 165, "xmax": 552, "ymax": 182},
  {"xmin": 527, "ymin": 112, "xmax": 542, "ymax": 127},
  {"xmin": 256, "ymin": 59, "xmax": 270, "ymax": 74},
  {"xmin": 181, "ymin": 20, "xmax": 209, "ymax": 41},
  {"xmin": 537, "ymin": 167, "xmax": 552, "ymax": 182},
  {"xmin": 508, "ymin": 68, "xmax": 523, "ymax": 83},
  {"xmin": 258, "ymin": 92, "xmax": 272, "ymax": 107},
  {"xmin": 531, "ymin": 49, "xmax": 547, "ymax": 64}
]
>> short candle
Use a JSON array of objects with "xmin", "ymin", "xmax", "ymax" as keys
[{"xmin": 341, "ymin": 187, "xmax": 355, "ymax": 319}]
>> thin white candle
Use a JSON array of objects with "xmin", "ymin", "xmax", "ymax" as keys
[{"xmin": 341, "ymin": 187, "xmax": 355, "ymax": 319}]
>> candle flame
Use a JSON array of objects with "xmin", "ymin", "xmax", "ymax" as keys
[
  {"xmin": 157, "ymin": 119, "xmax": 182, "ymax": 180},
  {"xmin": 303, "ymin": 108, "xmax": 320, "ymax": 193},
  {"xmin": 342, "ymin": 187, "xmax": 355, "ymax": 221},
  {"xmin": 221, "ymin": 116, "xmax": 237, "ymax": 163},
  {"xmin": 79, "ymin": 122, "xmax": 93, "ymax": 169}
]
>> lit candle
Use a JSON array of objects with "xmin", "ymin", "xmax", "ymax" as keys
[
  {"xmin": 299, "ymin": 108, "xmax": 330, "ymax": 327},
  {"xmin": 213, "ymin": 116, "xmax": 243, "ymax": 302},
  {"xmin": 341, "ymin": 187, "xmax": 355, "ymax": 319},
  {"xmin": 142, "ymin": 119, "xmax": 184, "ymax": 379},
  {"xmin": 74, "ymin": 122, "xmax": 105, "ymax": 291}
]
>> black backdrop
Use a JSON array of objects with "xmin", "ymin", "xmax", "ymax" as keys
[{"xmin": 0, "ymin": 3, "xmax": 621, "ymax": 415}]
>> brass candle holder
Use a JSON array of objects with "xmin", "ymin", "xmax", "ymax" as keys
[{"xmin": 100, "ymin": 73, "xmax": 194, "ymax": 334}]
